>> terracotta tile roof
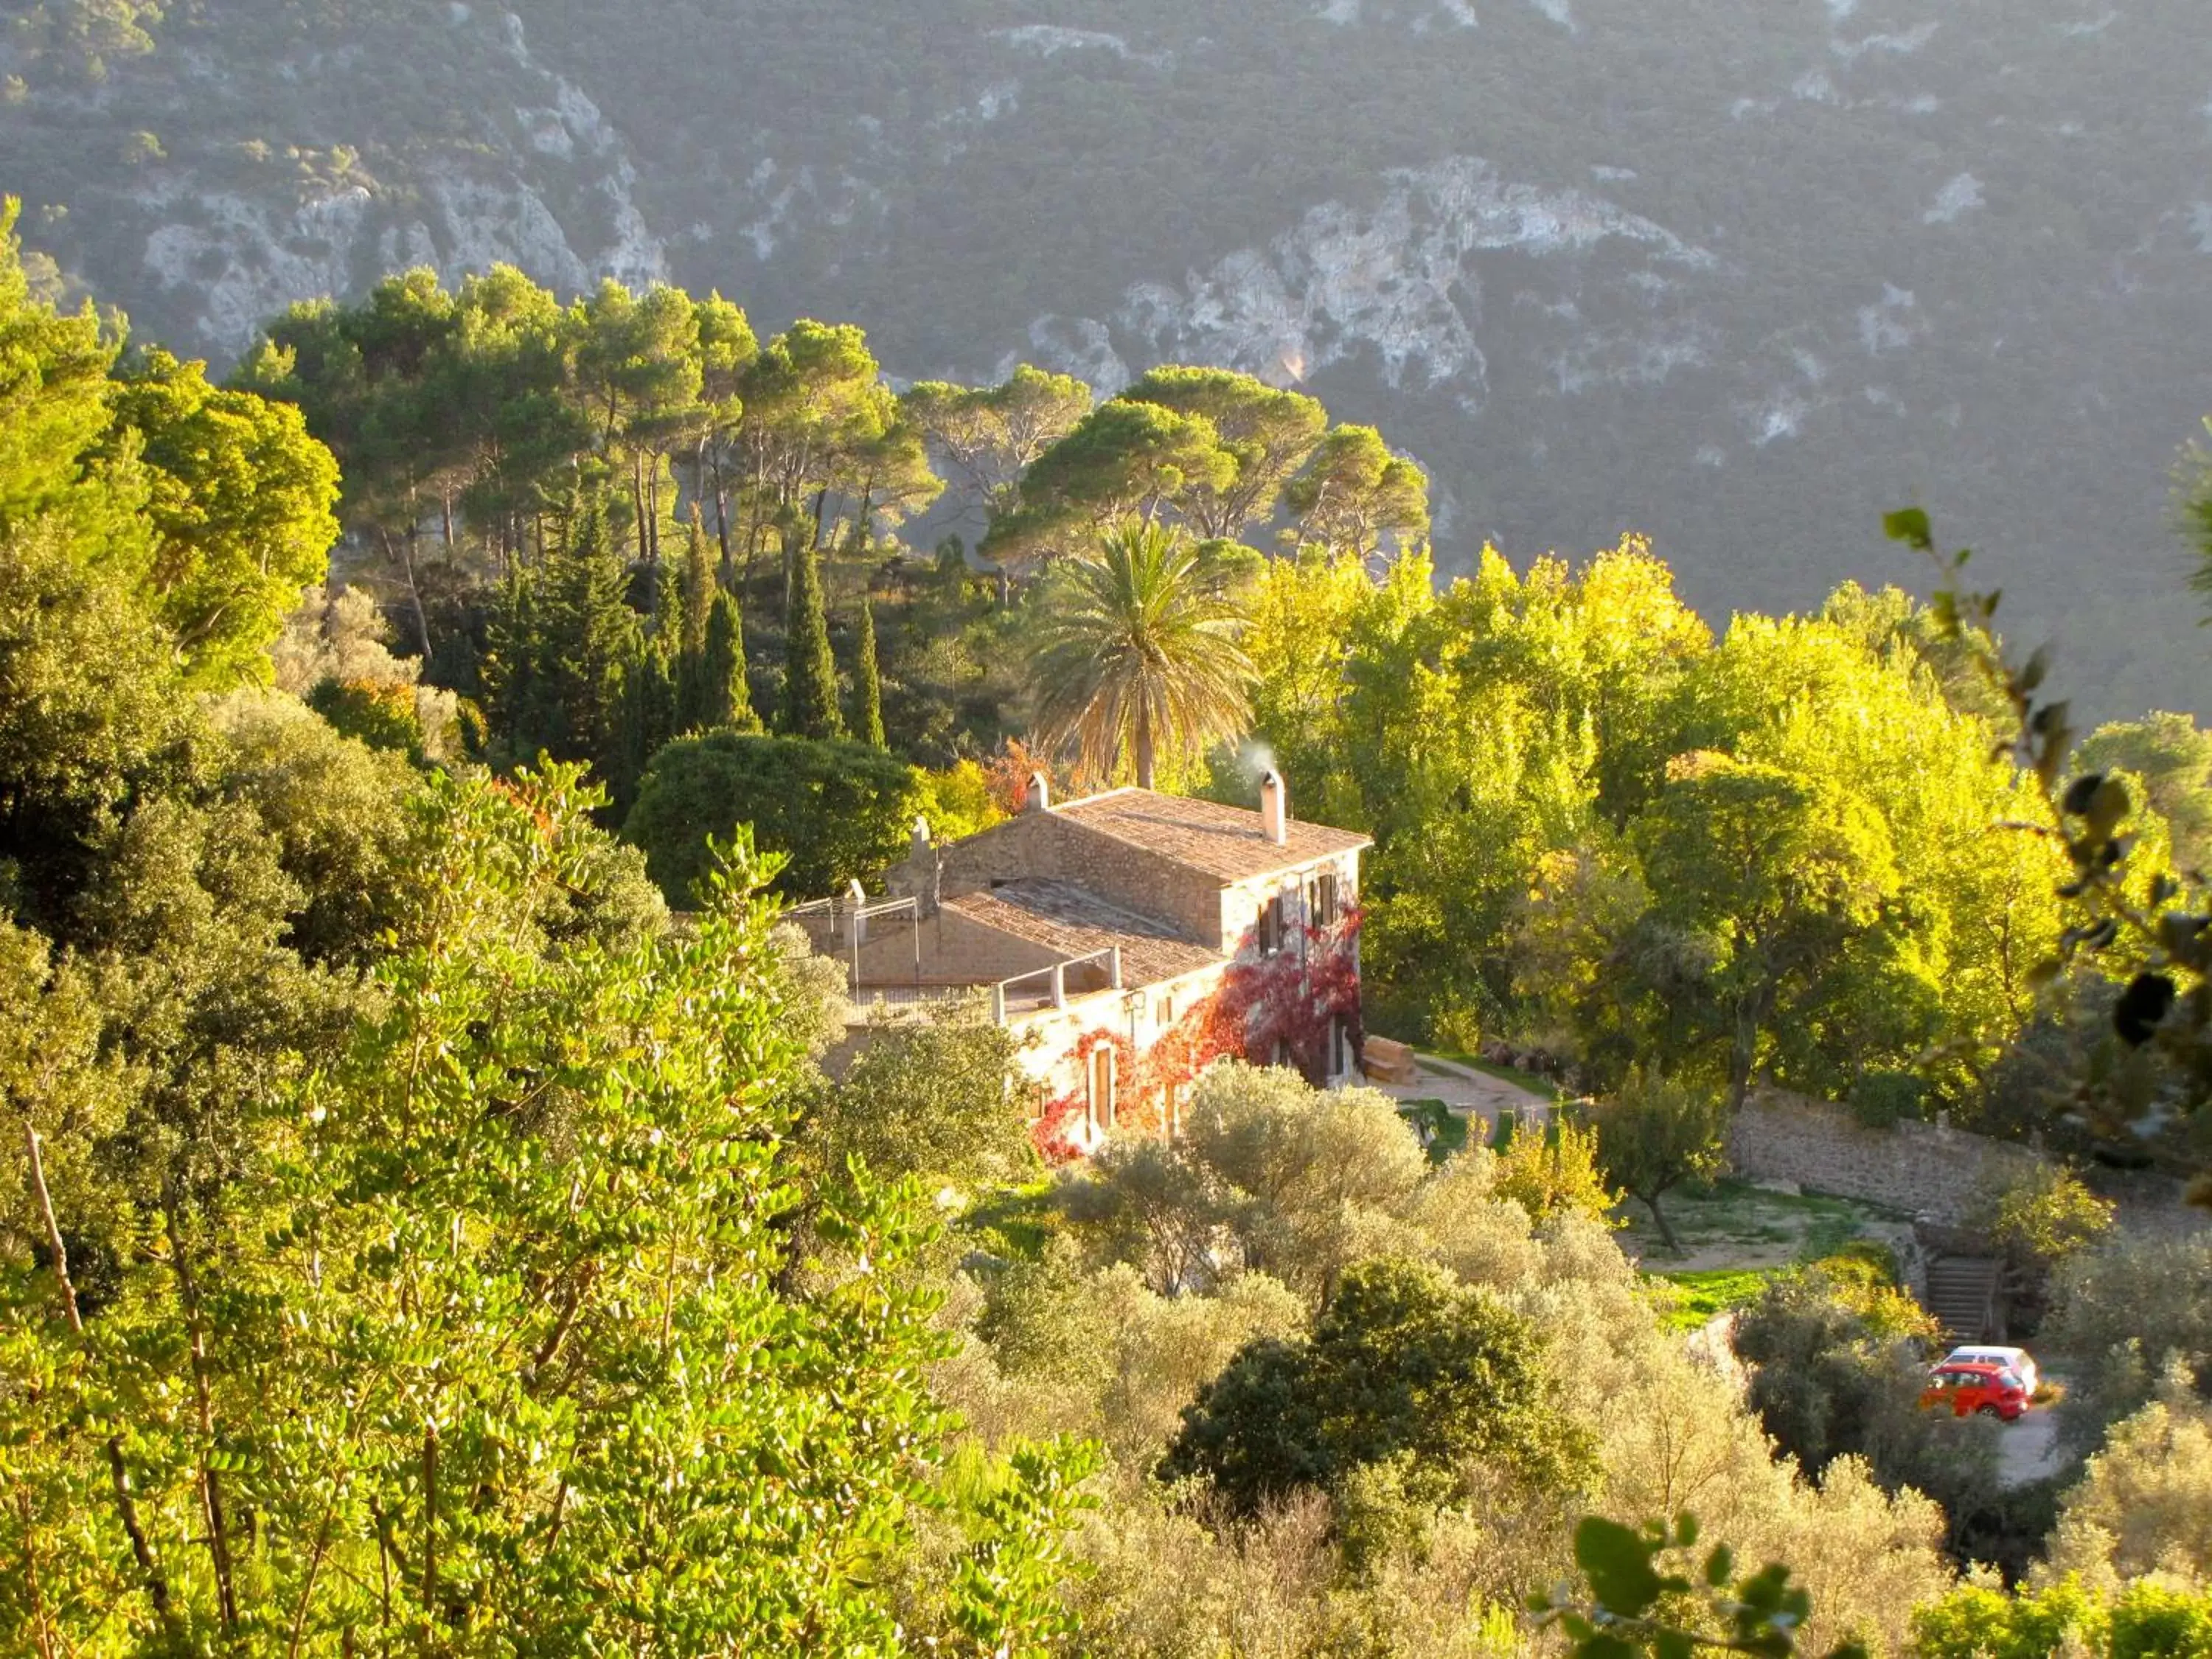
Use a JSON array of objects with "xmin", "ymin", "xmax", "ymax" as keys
[
  {"xmin": 942, "ymin": 880, "xmax": 1224, "ymax": 990},
  {"xmin": 1052, "ymin": 788, "xmax": 1370, "ymax": 883}
]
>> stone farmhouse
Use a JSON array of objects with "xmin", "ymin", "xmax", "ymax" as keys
[{"xmin": 791, "ymin": 773, "xmax": 1370, "ymax": 1161}]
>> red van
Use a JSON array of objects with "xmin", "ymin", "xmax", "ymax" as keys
[{"xmin": 1919, "ymin": 1361, "xmax": 2028, "ymax": 1422}]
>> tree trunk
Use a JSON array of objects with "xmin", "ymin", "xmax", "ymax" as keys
[
  {"xmin": 711, "ymin": 457, "xmax": 732, "ymax": 571},
  {"xmin": 389, "ymin": 529, "xmax": 434, "ymax": 661},
  {"xmin": 165, "ymin": 1199, "xmax": 237, "ymax": 1632},
  {"xmin": 1728, "ymin": 998, "xmax": 1762, "ymax": 1112},
  {"xmin": 1135, "ymin": 715, "xmax": 1156, "ymax": 790},
  {"xmin": 1642, "ymin": 1191, "xmax": 1680, "ymax": 1253}
]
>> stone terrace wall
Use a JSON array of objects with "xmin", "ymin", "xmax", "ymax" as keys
[{"xmin": 1728, "ymin": 1090, "xmax": 2043, "ymax": 1224}]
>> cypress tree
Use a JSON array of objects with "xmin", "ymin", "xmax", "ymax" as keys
[
  {"xmin": 613, "ymin": 636, "xmax": 678, "ymax": 814},
  {"xmin": 853, "ymin": 594, "xmax": 886, "ymax": 749},
  {"xmin": 546, "ymin": 493, "xmax": 641, "ymax": 781},
  {"xmin": 676, "ymin": 513, "xmax": 720, "ymax": 729},
  {"xmin": 700, "ymin": 591, "xmax": 760, "ymax": 733},
  {"xmin": 782, "ymin": 538, "xmax": 843, "ymax": 740}
]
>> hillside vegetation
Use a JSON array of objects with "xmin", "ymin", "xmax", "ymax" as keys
[{"xmin": 4, "ymin": 0, "xmax": 2211, "ymax": 714}]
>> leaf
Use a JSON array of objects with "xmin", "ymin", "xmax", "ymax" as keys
[
  {"xmin": 1882, "ymin": 507, "xmax": 1933, "ymax": 549},
  {"xmin": 2115, "ymin": 973, "xmax": 2177, "ymax": 1047},
  {"xmin": 1705, "ymin": 1543, "xmax": 1735, "ymax": 1587},
  {"xmin": 1574, "ymin": 1517, "xmax": 1664, "ymax": 1619},
  {"xmin": 2062, "ymin": 772, "xmax": 2105, "ymax": 817}
]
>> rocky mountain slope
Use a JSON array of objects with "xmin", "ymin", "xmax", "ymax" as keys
[{"xmin": 4, "ymin": 0, "xmax": 2208, "ymax": 713}]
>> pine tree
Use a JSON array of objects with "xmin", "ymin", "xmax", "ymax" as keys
[
  {"xmin": 700, "ymin": 592, "xmax": 760, "ymax": 733},
  {"xmin": 853, "ymin": 594, "xmax": 886, "ymax": 749},
  {"xmin": 782, "ymin": 538, "xmax": 844, "ymax": 740}
]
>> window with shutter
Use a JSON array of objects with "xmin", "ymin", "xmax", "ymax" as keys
[{"xmin": 1088, "ymin": 1045, "xmax": 1116, "ymax": 1133}]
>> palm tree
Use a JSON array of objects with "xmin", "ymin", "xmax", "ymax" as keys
[{"xmin": 1026, "ymin": 520, "xmax": 1254, "ymax": 789}]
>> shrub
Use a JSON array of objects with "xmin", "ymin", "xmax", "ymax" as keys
[
  {"xmin": 1848, "ymin": 1068, "xmax": 1926, "ymax": 1129},
  {"xmin": 1160, "ymin": 1256, "xmax": 1593, "ymax": 1512}
]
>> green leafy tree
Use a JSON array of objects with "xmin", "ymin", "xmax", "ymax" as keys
[
  {"xmin": 9, "ymin": 0, "xmax": 164, "ymax": 80},
  {"xmin": 1161, "ymin": 1255, "xmax": 1591, "ymax": 1513},
  {"xmin": 611, "ymin": 633, "xmax": 677, "ymax": 812},
  {"xmin": 2042, "ymin": 1366, "xmax": 2212, "ymax": 1587},
  {"xmin": 102, "ymin": 347, "xmax": 341, "ymax": 684},
  {"xmin": 2182, "ymin": 417, "xmax": 2212, "ymax": 622},
  {"xmin": 1117, "ymin": 366, "xmax": 1325, "ymax": 540},
  {"xmin": 853, "ymin": 592, "xmax": 886, "ymax": 748},
  {"xmin": 1731, "ymin": 1267, "xmax": 1964, "ymax": 1509},
  {"xmin": 0, "ymin": 521, "xmax": 192, "ymax": 918},
  {"xmin": 1281, "ymin": 423, "xmax": 1430, "ymax": 562},
  {"xmin": 2075, "ymin": 709, "xmax": 2212, "ymax": 875},
  {"xmin": 984, "ymin": 400, "xmax": 1234, "ymax": 576},
  {"xmin": 1630, "ymin": 753, "xmax": 1899, "ymax": 1107},
  {"xmin": 1592, "ymin": 1071, "xmax": 1728, "ymax": 1252},
  {"xmin": 1886, "ymin": 508, "xmax": 2211, "ymax": 1186},
  {"xmin": 799, "ymin": 1001, "xmax": 1038, "ymax": 1192},
  {"xmin": 1025, "ymin": 520, "xmax": 1253, "ymax": 788},
  {"xmin": 782, "ymin": 535, "xmax": 844, "ymax": 740},
  {"xmin": 3, "ymin": 772, "xmax": 1083, "ymax": 1653},
  {"xmin": 569, "ymin": 278, "xmax": 706, "ymax": 562},
  {"xmin": 1914, "ymin": 1575, "xmax": 2212, "ymax": 1659},
  {"xmin": 905, "ymin": 364, "xmax": 1092, "ymax": 527},
  {"xmin": 624, "ymin": 729, "xmax": 921, "ymax": 902},
  {"xmin": 736, "ymin": 320, "xmax": 901, "ymax": 595},
  {"xmin": 1977, "ymin": 1163, "xmax": 2115, "ymax": 1271},
  {"xmin": 0, "ymin": 198, "xmax": 129, "ymax": 543}
]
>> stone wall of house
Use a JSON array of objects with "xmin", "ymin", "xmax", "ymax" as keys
[
  {"xmin": 1035, "ymin": 817, "xmax": 1228, "ymax": 947},
  {"xmin": 1221, "ymin": 849, "xmax": 1362, "ymax": 961},
  {"xmin": 846, "ymin": 908, "xmax": 1060, "ymax": 987},
  {"xmin": 1727, "ymin": 1090, "xmax": 2045, "ymax": 1224}
]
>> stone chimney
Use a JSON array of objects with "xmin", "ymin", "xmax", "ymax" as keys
[
  {"xmin": 1026, "ymin": 772, "xmax": 1051, "ymax": 814},
  {"xmin": 1260, "ymin": 769, "xmax": 1288, "ymax": 845}
]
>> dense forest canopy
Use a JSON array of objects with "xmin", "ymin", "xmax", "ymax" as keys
[{"xmin": 2, "ymin": 0, "xmax": 2210, "ymax": 717}]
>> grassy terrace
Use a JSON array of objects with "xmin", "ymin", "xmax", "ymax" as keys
[{"xmin": 1615, "ymin": 1178, "xmax": 1912, "ymax": 1331}]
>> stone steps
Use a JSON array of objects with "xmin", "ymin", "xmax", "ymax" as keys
[{"xmin": 1924, "ymin": 1255, "xmax": 2002, "ymax": 1343}]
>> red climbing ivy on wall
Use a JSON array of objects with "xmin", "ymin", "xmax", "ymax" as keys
[
  {"xmin": 1027, "ymin": 908, "xmax": 1366, "ymax": 1164},
  {"xmin": 1032, "ymin": 1026, "xmax": 1141, "ymax": 1164}
]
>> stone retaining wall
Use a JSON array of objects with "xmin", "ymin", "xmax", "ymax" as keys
[{"xmin": 1727, "ymin": 1090, "xmax": 2043, "ymax": 1224}]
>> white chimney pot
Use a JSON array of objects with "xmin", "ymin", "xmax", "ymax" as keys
[
  {"xmin": 1260, "ymin": 770, "xmax": 1288, "ymax": 845},
  {"xmin": 1026, "ymin": 772, "xmax": 1052, "ymax": 814}
]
